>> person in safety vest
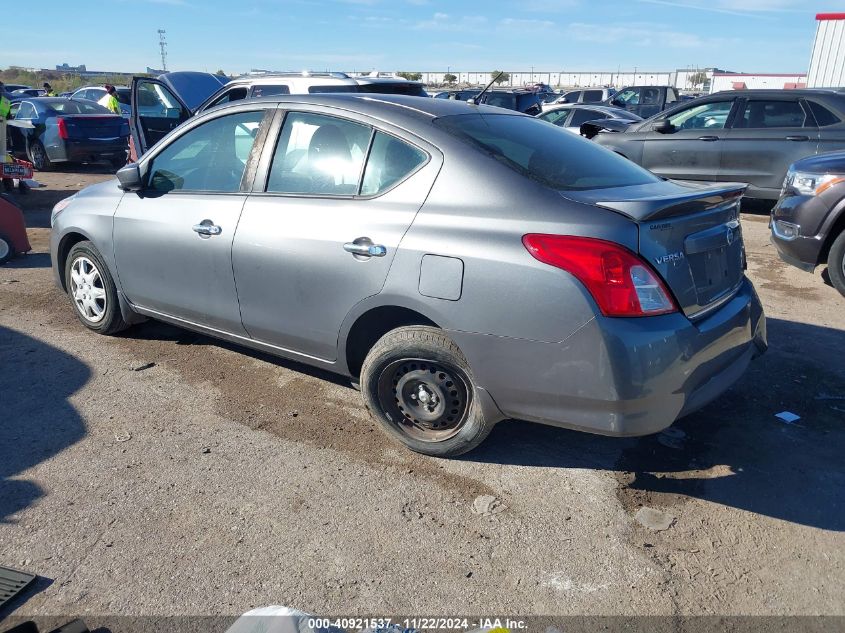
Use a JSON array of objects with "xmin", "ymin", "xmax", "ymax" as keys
[
  {"xmin": 98, "ymin": 84, "xmax": 122, "ymax": 115},
  {"xmin": 43, "ymin": 83, "xmax": 57, "ymax": 97},
  {"xmin": 0, "ymin": 81, "xmax": 13, "ymax": 191}
]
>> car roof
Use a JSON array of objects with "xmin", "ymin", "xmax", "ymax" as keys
[
  {"xmin": 208, "ymin": 93, "xmax": 527, "ymax": 123},
  {"xmin": 710, "ymin": 88, "xmax": 845, "ymax": 97},
  {"xmin": 225, "ymin": 73, "xmax": 358, "ymax": 86}
]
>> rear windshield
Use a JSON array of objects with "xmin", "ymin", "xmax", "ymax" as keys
[
  {"xmin": 116, "ymin": 88, "xmax": 131, "ymax": 104},
  {"xmin": 357, "ymin": 83, "xmax": 427, "ymax": 97},
  {"xmin": 48, "ymin": 101, "xmax": 112, "ymax": 114},
  {"xmin": 434, "ymin": 113, "xmax": 660, "ymax": 191}
]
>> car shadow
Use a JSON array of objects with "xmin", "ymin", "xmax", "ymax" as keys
[
  {"xmin": 466, "ymin": 317, "xmax": 845, "ymax": 531},
  {"xmin": 0, "ymin": 326, "xmax": 90, "ymax": 523},
  {"xmin": 118, "ymin": 319, "xmax": 352, "ymax": 389},
  {"xmin": 5, "ymin": 253, "xmax": 51, "ymax": 269}
]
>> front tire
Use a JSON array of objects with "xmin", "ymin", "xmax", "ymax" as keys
[
  {"xmin": 0, "ymin": 234, "xmax": 14, "ymax": 265},
  {"xmin": 828, "ymin": 230, "xmax": 845, "ymax": 298},
  {"xmin": 360, "ymin": 326, "xmax": 496, "ymax": 457},
  {"xmin": 64, "ymin": 241, "xmax": 128, "ymax": 334}
]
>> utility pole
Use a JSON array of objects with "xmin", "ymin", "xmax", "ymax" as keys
[{"xmin": 158, "ymin": 29, "xmax": 168, "ymax": 72}]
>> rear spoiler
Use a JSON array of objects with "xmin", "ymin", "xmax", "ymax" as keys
[
  {"xmin": 563, "ymin": 182, "xmax": 747, "ymax": 222},
  {"xmin": 579, "ymin": 118, "xmax": 634, "ymax": 139}
]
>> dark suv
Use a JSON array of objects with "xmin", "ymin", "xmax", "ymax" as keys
[
  {"xmin": 771, "ymin": 151, "xmax": 845, "ymax": 296},
  {"xmin": 477, "ymin": 89, "xmax": 542, "ymax": 115}
]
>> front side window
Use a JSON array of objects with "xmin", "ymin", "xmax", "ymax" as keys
[
  {"xmin": 568, "ymin": 109, "xmax": 602, "ymax": 127},
  {"xmin": 267, "ymin": 112, "xmax": 371, "ymax": 195},
  {"xmin": 563, "ymin": 91, "xmax": 582, "ymax": 102},
  {"xmin": 738, "ymin": 100, "xmax": 807, "ymax": 128},
  {"xmin": 668, "ymin": 100, "xmax": 733, "ymax": 130},
  {"xmin": 137, "ymin": 80, "xmax": 188, "ymax": 120},
  {"xmin": 538, "ymin": 109, "xmax": 571, "ymax": 126},
  {"xmin": 435, "ymin": 113, "xmax": 660, "ymax": 191},
  {"xmin": 147, "ymin": 110, "xmax": 264, "ymax": 193},
  {"xmin": 360, "ymin": 132, "xmax": 427, "ymax": 196},
  {"xmin": 613, "ymin": 88, "xmax": 640, "ymax": 106},
  {"xmin": 583, "ymin": 90, "xmax": 603, "ymax": 102}
]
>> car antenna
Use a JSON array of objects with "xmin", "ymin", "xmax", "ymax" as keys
[{"xmin": 468, "ymin": 71, "xmax": 503, "ymax": 105}]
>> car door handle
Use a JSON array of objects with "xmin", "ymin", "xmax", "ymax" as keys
[
  {"xmin": 697, "ymin": 136, "xmax": 719, "ymax": 141},
  {"xmin": 192, "ymin": 221, "xmax": 222, "ymax": 236},
  {"xmin": 343, "ymin": 239, "xmax": 387, "ymax": 257},
  {"xmin": 786, "ymin": 135, "xmax": 809, "ymax": 142}
]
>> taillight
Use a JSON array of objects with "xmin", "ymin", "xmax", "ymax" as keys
[
  {"xmin": 57, "ymin": 117, "xmax": 68, "ymax": 140},
  {"xmin": 522, "ymin": 234, "xmax": 677, "ymax": 317}
]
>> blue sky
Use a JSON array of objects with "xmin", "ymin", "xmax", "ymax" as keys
[{"xmin": 2, "ymin": 0, "xmax": 841, "ymax": 74}]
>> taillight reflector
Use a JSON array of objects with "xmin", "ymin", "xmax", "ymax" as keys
[
  {"xmin": 57, "ymin": 117, "xmax": 68, "ymax": 140},
  {"xmin": 522, "ymin": 234, "xmax": 677, "ymax": 317}
]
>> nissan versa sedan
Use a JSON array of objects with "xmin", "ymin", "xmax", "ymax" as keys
[{"xmin": 50, "ymin": 95, "xmax": 767, "ymax": 457}]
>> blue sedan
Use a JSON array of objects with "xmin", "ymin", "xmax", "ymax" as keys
[{"xmin": 7, "ymin": 98, "xmax": 130, "ymax": 171}]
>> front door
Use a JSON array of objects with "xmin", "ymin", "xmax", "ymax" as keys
[
  {"xmin": 641, "ymin": 98, "xmax": 737, "ymax": 182},
  {"xmin": 233, "ymin": 109, "xmax": 439, "ymax": 361},
  {"xmin": 720, "ymin": 97, "xmax": 820, "ymax": 196},
  {"xmin": 130, "ymin": 77, "xmax": 192, "ymax": 156},
  {"xmin": 114, "ymin": 108, "xmax": 268, "ymax": 333}
]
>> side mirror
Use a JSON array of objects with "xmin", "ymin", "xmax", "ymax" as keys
[
  {"xmin": 116, "ymin": 163, "xmax": 143, "ymax": 191},
  {"xmin": 652, "ymin": 119, "xmax": 675, "ymax": 134}
]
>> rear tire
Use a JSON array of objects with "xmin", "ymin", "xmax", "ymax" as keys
[
  {"xmin": 827, "ymin": 230, "xmax": 845, "ymax": 298},
  {"xmin": 64, "ymin": 241, "xmax": 129, "ymax": 335},
  {"xmin": 360, "ymin": 325, "xmax": 496, "ymax": 457},
  {"xmin": 0, "ymin": 234, "xmax": 14, "ymax": 265},
  {"xmin": 28, "ymin": 140, "xmax": 53, "ymax": 171}
]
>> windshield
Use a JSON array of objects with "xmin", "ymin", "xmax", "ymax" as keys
[{"xmin": 434, "ymin": 113, "xmax": 660, "ymax": 191}]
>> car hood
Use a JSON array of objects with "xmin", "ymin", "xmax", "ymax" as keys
[
  {"xmin": 157, "ymin": 71, "xmax": 229, "ymax": 112},
  {"xmin": 792, "ymin": 150, "xmax": 845, "ymax": 174}
]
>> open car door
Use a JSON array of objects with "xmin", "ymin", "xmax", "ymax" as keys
[{"xmin": 129, "ymin": 76, "xmax": 192, "ymax": 159}]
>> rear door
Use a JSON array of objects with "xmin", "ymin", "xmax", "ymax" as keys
[
  {"xmin": 130, "ymin": 77, "xmax": 192, "ymax": 156},
  {"xmin": 641, "ymin": 98, "xmax": 738, "ymax": 181},
  {"xmin": 232, "ymin": 107, "xmax": 440, "ymax": 361},
  {"xmin": 720, "ymin": 96, "xmax": 819, "ymax": 197}
]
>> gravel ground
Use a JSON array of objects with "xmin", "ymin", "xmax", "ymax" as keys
[{"xmin": 0, "ymin": 169, "xmax": 843, "ymax": 622}]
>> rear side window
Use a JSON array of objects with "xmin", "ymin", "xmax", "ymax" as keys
[
  {"xmin": 308, "ymin": 85, "xmax": 357, "ymax": 94},
  {"xmin": 538, "ymin": 109, "xmax": 570, "ymax": 126},
  {"xmin": 252, "ymin": 85, "xmax": 290, "ymax": 97},
  {"xmin": 434, "ymin": 113, "xmax": 660, "ymax": 191},
  {"xmin": 564, "ymin": 91, "xmax": 582, "ymax": 102},
  {"xmin": 14, "ymin": 102, "xmax": 36, "ymax": 119},
  {"xmin": 806, "ymin": 101, "xmax": 841, "ymax": 127},
  {"xmin": 267, "ymin": 112, "xmax": 371, "ymax": 195},
  {"xmin": 583, "ymin": 90, "xmax": 603, "ymax": 102},
  {"xmin": 208, "ymin": 87, "xmax": 248, "ymax": 108},
  {"xmin": 738, "ymin": 100, "xmax": 807, "ymax": 128},
  {"xmin": 360, "ymin": 132, "xmax": 427, "ymax": 196}
]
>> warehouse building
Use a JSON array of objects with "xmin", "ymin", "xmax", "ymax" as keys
[
  {"xmin": 709, "ymin": 72, "xmax": 807, "ymax": 93},
  {"xmin": 807, "ymin": 12, "xmax": 845, "ymax": 88}
]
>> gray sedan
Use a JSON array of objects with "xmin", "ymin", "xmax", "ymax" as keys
[
  {"xmin": 50, "ymin": 95, "xmax": 766, "ymax": 457},
  {"xmin": 594, "ymin": 89, "xmax": 845, "ymax": 200}
]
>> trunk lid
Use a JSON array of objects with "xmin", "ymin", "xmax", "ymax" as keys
[
  {"xmin": 61, "ymin": 115, "xmax": 128, "ymax": 140},
  {"xmin": 563, "ymin": 180, "xmax": 747, "ymax": 318}
]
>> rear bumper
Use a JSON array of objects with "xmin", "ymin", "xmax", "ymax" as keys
[
  {"xmin": 450, "ymin": 277, "xmax": 766, "ymax": 436},
  {"xmin": 51, "ymin": 138, "xmax": 129, "ymax": 163}
]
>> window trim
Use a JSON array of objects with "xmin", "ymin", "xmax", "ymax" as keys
[
  {"xmin": 728, "ymin": 96, "xmax": 810, "ymax": 130},
  {"xmin": 255, "ymin": 108, "xmax": 432, "ymax": 200},
  {"xmin": 138, "ymin": 105, "xmax": 273, "ymax": 196}
]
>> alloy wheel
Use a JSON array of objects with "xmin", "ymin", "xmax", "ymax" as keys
[{"xmin": 70, "ymin": 256, "xmax": 107, "ymax": 323}]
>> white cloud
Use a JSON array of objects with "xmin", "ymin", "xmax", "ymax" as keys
[
  {"xmin": 414, "ymin": 13, "xmax": 488, "ymax": 30},
  {"xmin": 499, "ymin": 17, "xmax": 556, "ymax": 30},
  {"xmin": 566, "ymin": 21, "xmax": 738, "ymax": 49},
  {"xmin": 638, "ymin": 0, "xmax": 810, "ymax": 17}
]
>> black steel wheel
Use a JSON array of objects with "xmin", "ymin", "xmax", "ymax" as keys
[{"xmin": 361, "ymin": 326, "xmax": 497, "ymax": 457}]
